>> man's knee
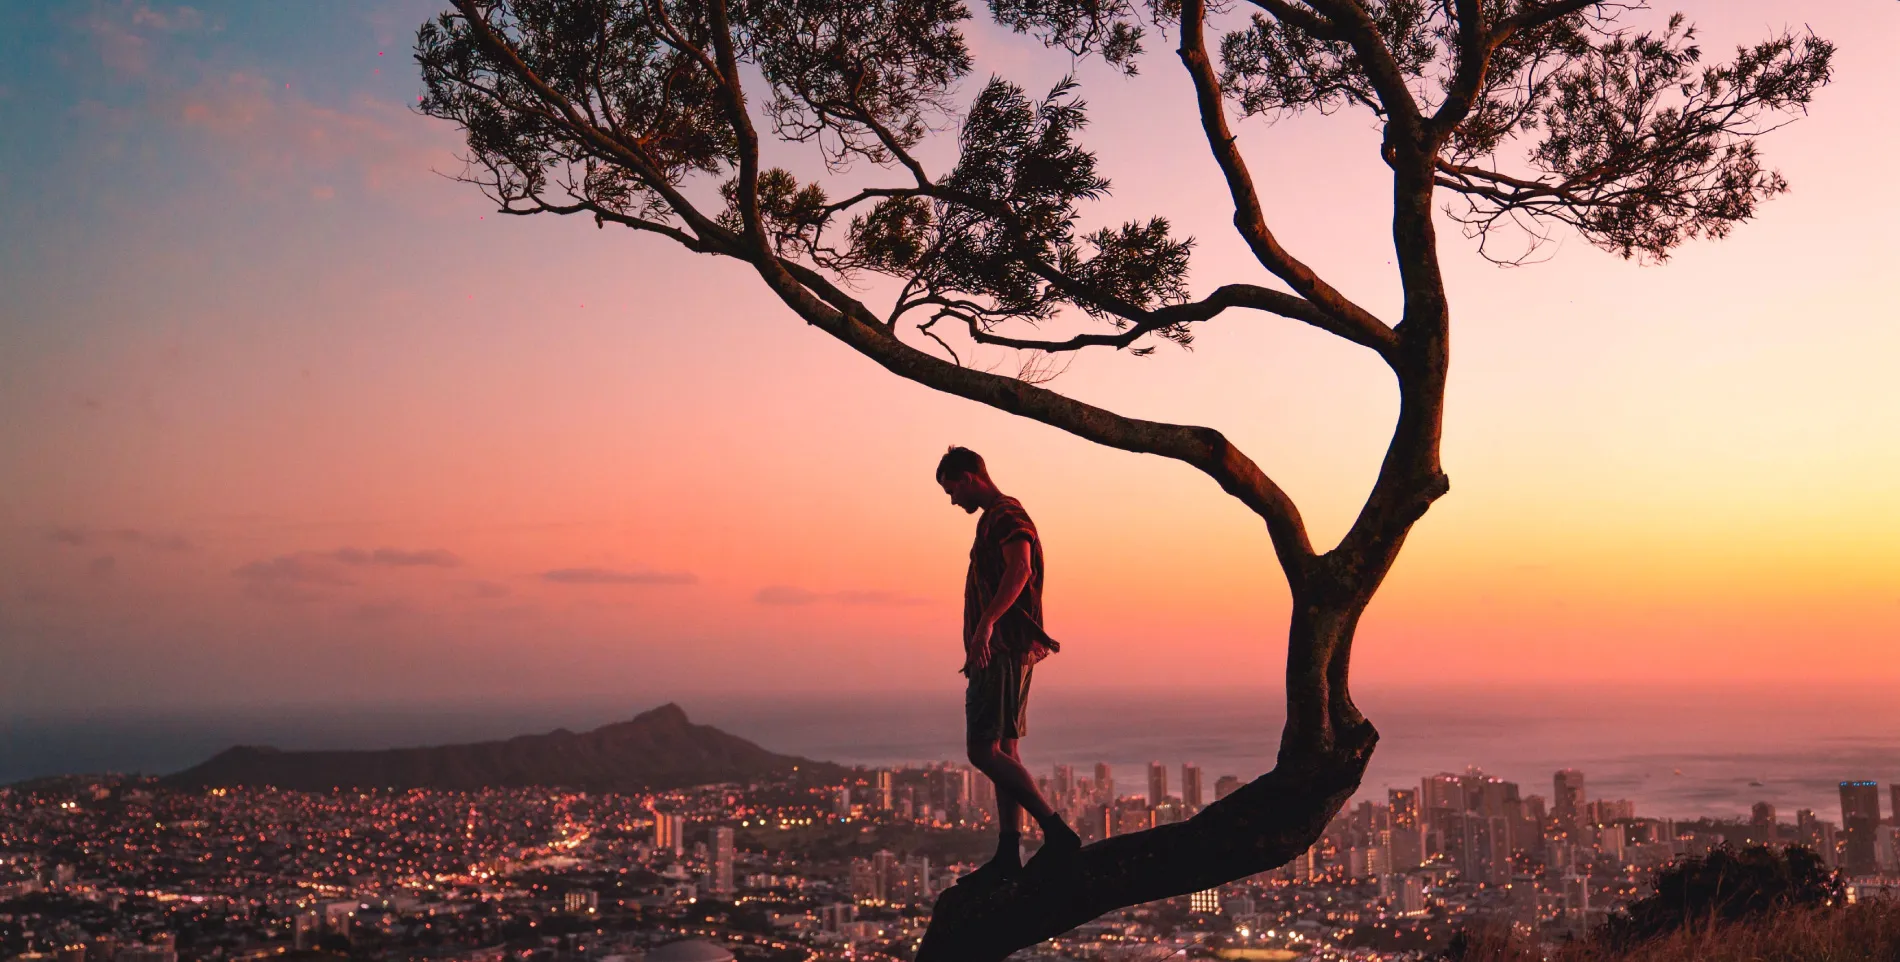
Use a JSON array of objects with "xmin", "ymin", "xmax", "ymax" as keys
[{"xmin": 966, "ymin": 739, "xmax": 999, "ymax": 769}]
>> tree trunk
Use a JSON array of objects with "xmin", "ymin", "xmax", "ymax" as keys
[{"xmin": 916, "ymin": 605, "xmax": 1377, "ymax": 962}]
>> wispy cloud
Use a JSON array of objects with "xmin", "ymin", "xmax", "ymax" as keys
[
  {"xmin": 172, "ymin": 71, "xmax": 458, "ymax": 198},
  {"xmin": 84, "ymin": 2, "xmax": 206, "ymax": 77},
  {"xmin": 754, "ymin": 585, "xmax": 931, "ymax": 607},
  {"xmin": 233, "ymin": 546, "xmax": 461, "ymax": 602},
  {"xmin": 233, "ymin": 554, "xmax": 356, "ymax": 602},
  {"xmin": 541, "ymin": 567, "xmax": 698, "ymax": 586},
  {"xmin": 47, "ymin": 527, "xmax": 192, "ymax": 551},
  {"xmin": 331, "ymin": 547, "xmax": 460, "ymax": 568}
]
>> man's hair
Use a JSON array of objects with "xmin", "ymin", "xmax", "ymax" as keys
[{"xmin": 936, "ymin": 446, "xmax": 989, "ymax": 482}]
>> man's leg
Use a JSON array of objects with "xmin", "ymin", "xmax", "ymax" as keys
[
  {"xmin": 980, "ymin": 737, "xmax": 1054, "ymax": 820},
  {"xmin": 970, "ymin": 737, "xmax": 1080, "ymax": 867},
  {"xmin": 964, "ymin": 737, "xmax": 1024, "ymax": 884}
]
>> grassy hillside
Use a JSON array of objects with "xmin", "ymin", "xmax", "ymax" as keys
[{"xmin": 1452, "ymin": 901, "xmax": 1900, "ymax": 962}]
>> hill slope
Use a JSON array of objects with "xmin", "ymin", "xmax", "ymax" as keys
[{"xmin": 165, "ymin": 703, "xmax": 843, "ymax": 792}]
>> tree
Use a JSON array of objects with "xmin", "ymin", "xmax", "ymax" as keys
[
  {"xmin": 1602, "ymin": 845, "xmax": 1843, "ymax": 948},
  {"xmin": 412, "ymin": 2, "xmax": 1831, "ymax": 959}
]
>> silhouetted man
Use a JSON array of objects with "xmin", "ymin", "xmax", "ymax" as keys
[{"xmin": 937, "ymin": 446, "xmax": 1081, "ymax": 885}]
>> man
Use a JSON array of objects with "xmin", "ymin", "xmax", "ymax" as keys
[{"xmin": 937, "ymin": 446, "xmax": 1082, "ymax": 885}]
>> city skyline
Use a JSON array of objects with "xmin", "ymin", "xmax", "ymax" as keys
[{"xmin": 9, "ymin": 750, "xmax": 1899, "ymax": 962}]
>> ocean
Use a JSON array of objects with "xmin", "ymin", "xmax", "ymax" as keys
[{"xmin": 6, "ymin": 684, "xmax": 1899, "ymax": 822}]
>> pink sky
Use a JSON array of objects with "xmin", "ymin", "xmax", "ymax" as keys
[{"xmin": 1, "ymin": 1, "xmax": 1896, "ymax": 714}]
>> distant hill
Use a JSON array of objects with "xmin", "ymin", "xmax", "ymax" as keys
[{"xmin": 164, "ymin": 703, "xmax": 845, "ymax": 792}]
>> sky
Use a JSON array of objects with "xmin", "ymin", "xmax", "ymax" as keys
[{"xmin": 1, "ymin": 0, "xmax": 1896, "ymax": 718}]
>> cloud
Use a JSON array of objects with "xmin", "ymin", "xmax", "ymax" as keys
[
  {"xmin": 541, "ymin": 567, "xmax": 698, "ymax": 586},
  {"xmin": 47, "ymin": 527, "xmax": 192, "ymax": 551},
  {"xmin": 234, "ymin": 554, "xmax": 357, "ymax": 587},
  {"xmin": 754, "ymin": 585, "xmax": 931, "ymax": 607},
  {"xmin": 465, "ymin": 580, "xmax": 511, "ymax": 599},
  {"xmin": 233, "ymin": 546, "xmax": 461, "ymax": 602},
  {"xmin": 85, "ymin": 2, "xmax": 205, "ymax": 77},
  {"xmin": 129, "ymin": 3, "xmax": 203, "ymax": 32},
  {"xmin": 171, "ymin": 72, "xmax": 460, "ymax": 197},
  {"xmin": 86, "ymin": 556, "xmax": 118, "ymax": 580},
  {"xmin": 331, "ymin": 547, "xmax": 461, "ymax": 568},
  {"xmin": 754, "ymin": 585, "xmax": 821, "ymax": 606}
]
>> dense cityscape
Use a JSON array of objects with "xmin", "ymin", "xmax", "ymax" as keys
[{"xmin": 7, "ymin": 760, "xmax": 1900, "ymax": 962}]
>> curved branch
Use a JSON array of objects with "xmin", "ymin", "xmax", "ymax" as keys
[
  {"xmin": 961, "ymin": 282, "xmax": 1394, "ymax": 358},
  {"xmin": 917, "ymin": 730, "xmax": 1376, "ymax": 962},
  {"xmin": 753, "ymin": 253, "xmax": 1319, "ymax": 578},
  {"xmin": 1430, "ymin": 0, "xmax": 1617, "ymax": 139},
  {"xmin": 1299, "ymin": 0, "xmax": 1425, "ymax": 139},
  {"xmin": 1178, "ymin": 0, "xmax": 1397, "ymax": 363}
]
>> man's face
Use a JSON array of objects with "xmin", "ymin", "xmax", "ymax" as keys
[{"xmin": 939, "ymin": 473, "xmax": 981, "ymax": 514}]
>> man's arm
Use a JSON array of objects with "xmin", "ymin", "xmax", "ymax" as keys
[{"xmin": 966, "ymin": 538, "xmax": 1033, "ymax": 672}]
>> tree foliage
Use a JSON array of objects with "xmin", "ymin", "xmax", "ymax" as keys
[
  {"xmin": 1602, "ymin": 845, "xmax": 1844, "ymax": 948},
  {"xmin": 412, "ymin": 2, "xmax": 1831, "ymax": 959}
]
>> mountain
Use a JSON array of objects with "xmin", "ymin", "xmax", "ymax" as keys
[{"xmin": 164, "ymin": 703, "xmax": 846, "ymax": 792}]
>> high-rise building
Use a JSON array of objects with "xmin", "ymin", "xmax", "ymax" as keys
[
  {"xmin": 711, "ymin": 826, "xmax": 736, "ymax": 895},
  {"xmin": 1797, "ymin": 809, "xmax": 1838, "ymax": 868},
  {"xmin": 1190, "ymin": 888, "xmax": 1221, "ymax": 914},
  {"xmin": 1054, "ymin": 764, "xmax": 1075, "ymax": 805},
  {"xmin": 653, "ymin": 812, "xmax": 686, "ymax": 855},
  {"xmin": 1095, "ymin": 763, "xmax": 1114, "ymax": 805},
  {"xmin": 849, "ymin": 857, "xmax": 881, "ymax": 901},
  {"xmin": 874, "ymin": 770, "xmax": 893, "ymax": 811},
  {"xmin": 1148, "ymin": 762, "xmax": 1169, "ymax": 807},
  {"xmin": 1182, "ymin": 764, "xmax": 1204, "ymax": 811},
  {"xmin": 871, "ymin": 849, "xmax": 899, "ymax": 902},
  {"xmin": 970, "ymin": 770, "xmax": 997, "ymax": 820},
  {"xmin": 1841, "ymin": 781, "xmax": 1881, "ymax": 875},
  {"xmin": 1751, "ymin": 801, "xmax": 1778, "ymax": 843},
  {"xmin": 1553, "ymin": 770, "xmax": 1586, "ymax": 838},
  {"xmin": 1215, "ymin": 775, "xmax": 1243, "ymax": 801},
  {"xmin": 1388, "ymin": 788, "xmax": 1424, "ymax": 868}
]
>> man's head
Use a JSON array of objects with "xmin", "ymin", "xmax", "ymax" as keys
[{"xmin": 936, "ymin": 446, "xmax": 997, "ymax": 514}]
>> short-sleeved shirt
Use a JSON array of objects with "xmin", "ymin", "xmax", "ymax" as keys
[{"xmin": 963, "ymin": 495, "xmax": 1058, "ymax": 668}]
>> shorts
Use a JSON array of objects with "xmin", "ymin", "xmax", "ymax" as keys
[{"xmin": 965, "ymin": 656, "xmax": 1033, "ymax": 742}]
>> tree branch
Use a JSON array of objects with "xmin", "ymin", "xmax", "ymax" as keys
[
  {"xmin": 1300, "ymin": 0, "xmax": 1426, "ymax": 139},
  {"xmin": 1240, "ymin": 0, "xmax": 1344, "ymax": 40},
  {"xmin": 751, "ymin": 251, "xmax": 1319, "ymax": 576},
  {"xmin": 1496, "ymin": 0, "xmax": 1611, "ymax": 38},
  {"xmin": 1178, "ymin": 0, "xmax": 1397, "ymax": 363},
  {"xmin": 447, "ymin": 1, "xmax": 733, "ymax": 245},
  {"xmin": 1430, "ymin": 0, "xmax": 1492, "ymax": 139},
  {"xmin": 916, "ymin": 733, "xmax": 1376, "ymax": 962},
  {"xmin": 960, "ymin": 282, "xmax": 1392, "ymax": 357}
]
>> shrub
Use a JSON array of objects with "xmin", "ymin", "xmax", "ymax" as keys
[{"xmin": 1601, "ymin": 845, "xmax": 1841, "ymax": 948}]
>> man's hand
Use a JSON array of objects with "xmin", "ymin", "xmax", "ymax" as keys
[{"xmin": 963, "ymin": 620, "xmax": 995, "ymax": 674}]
